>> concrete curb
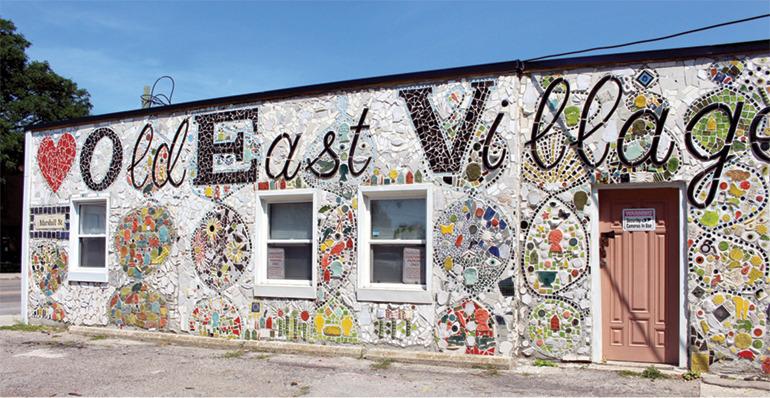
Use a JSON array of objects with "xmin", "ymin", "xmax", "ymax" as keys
[
  {"xmin": 702, "ymin": 374, "xmax": 770, "ymax": 392},
  {"xmin": 69, "ymin": 326, "xmax": 513, "ymax": 370}
]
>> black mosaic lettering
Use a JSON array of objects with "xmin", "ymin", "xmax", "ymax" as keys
[{"xmin": 80, "ymin": 127, "xmax": 123, "ymax": 191}]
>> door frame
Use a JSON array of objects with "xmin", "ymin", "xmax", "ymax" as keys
[{"xmin": 590, "ymin": 182, "xmax": 688, "ymax": 368}]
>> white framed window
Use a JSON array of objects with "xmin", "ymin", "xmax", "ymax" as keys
[
  {"xmin": 254, "ymin": 189, "xmax": 318, "ymax": 299},
  {"xmin": 68, "ymin": 195, "xmax": 109, "ymax": 282},
  {"xmin": 357, "ymin": 184, "xmax": 433, "ymax": 303}
]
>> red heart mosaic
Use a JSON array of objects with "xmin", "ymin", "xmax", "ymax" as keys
[{"xmin": 37, "ymin": 133, "xmax": 77, "ymax": 193}]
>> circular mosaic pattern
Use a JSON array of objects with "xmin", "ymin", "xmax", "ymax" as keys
[
  {"xmin": 189, "ymin": 296, "xmax": 242, "ymax": 339},
  {"xmin": 523, "ymin": 198, "xmax": 588, "ymax": 295},
  {"xmin": 191, "ymin": 205, "xmax": 251, "ymax": 292},
  {"xmin": 693, "ymin": 293, "xmax": 768, "ymax": 362},
  {"xmin": 108, "ymin": 282, "xmax": 167, "ymax": 330},
  {"xmin": 114, "ymin": 203, "xmax": 176, "ymax": 278},
  {"xmin": 30, "ymin": 242, "xmax": 67, "ymax": 296},
  {"xmin": 527, "ymin": 299, "xmax": 582, "ymax": 357},
  {"xmin": 437, "ymin": 299, "xmax": 496, "ymax": 355},
  {"xmin": 434, "ymin": 199, "xmax": 514, "ymax": 294}
]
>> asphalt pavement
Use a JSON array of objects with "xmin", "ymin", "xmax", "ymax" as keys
[
  {"xmin": 1, "ymin": 327, "xmax": 769, "ymax": 397},
  {"xmin": 0, "ymin": 274, "xmax": 21, "ymax": 321}
]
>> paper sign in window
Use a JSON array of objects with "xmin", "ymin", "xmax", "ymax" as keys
[
  {"xmin": 402, "ymin": 247, "xmax": 422, "ymax": 284},
  {"xmin": 267, "ymin": 248, "xmax": 285, "ymax": 279}
]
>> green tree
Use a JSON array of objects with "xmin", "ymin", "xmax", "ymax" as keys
[{"xmin": 0, "ymin": 18, "xmax": 92, "ymax": 181}]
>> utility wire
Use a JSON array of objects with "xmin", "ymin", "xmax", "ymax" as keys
[{"xmin": 525, "ymin": 13, "xmax": 770, "ymax": 62}]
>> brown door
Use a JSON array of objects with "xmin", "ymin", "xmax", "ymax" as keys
[{"xmin": 599, "ymin": 188, "xmax": 679, "ymax": 364}]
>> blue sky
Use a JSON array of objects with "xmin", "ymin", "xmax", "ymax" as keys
[{"xmin": 3, "ymin": 1, "xmax": 769, "ymax": 116}]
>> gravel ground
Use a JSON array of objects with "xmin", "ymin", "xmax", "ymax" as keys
[{"xmin": 0, "ymin": 328, "xmax": 763, "ymax": 397}]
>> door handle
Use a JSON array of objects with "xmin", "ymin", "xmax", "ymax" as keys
[{"xmin": 599, "ymin": 231, "xmax": 616, "ymax": 267}]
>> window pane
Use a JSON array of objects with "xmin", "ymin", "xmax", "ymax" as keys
[
  {"xmin": 269, "ymin": 202, "xmax": 312, "ymax": 240},
  {"xmin": 371, "ymin": 244, "xmax": 425, "ymax": 284},
  {"xmin": 267, "ymin": 243, "xmax": 312, "ymax": 280},
  {"xmin": 370, "ymin": 199, "xmax": 425, "ymax": 240},
  {"xmin": 80, "ymin": 237, "xmax": 106, "ymax": 268},
  {"xmin": 79, "ymin": 204, "xmax": 106, "ymax": 234}
]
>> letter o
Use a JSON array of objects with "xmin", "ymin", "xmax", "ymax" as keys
[{"xmin": 80, "ymin": 127, "xmax": 123, "ymax": 191}]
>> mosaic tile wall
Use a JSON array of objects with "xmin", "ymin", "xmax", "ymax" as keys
[{"xmin": 24, "ymin": 52, "xmax": 770, "ymax": 373}]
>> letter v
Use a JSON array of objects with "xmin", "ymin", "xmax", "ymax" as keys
[{"xmin": 399, "ymin": 81, "xmax": 494, "ymax": 174}]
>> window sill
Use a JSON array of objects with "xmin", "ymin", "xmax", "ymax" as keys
[
  {"xmin": 357, "ymin": 286, "xmax": 432, "ymax": 304},
  {"xmin": 254, "ymin": 283, "xmax": 316, "ymax": 299},
  {"xmin": 68, "ymin": 269, "xmax": 108, "ymax": 283}
]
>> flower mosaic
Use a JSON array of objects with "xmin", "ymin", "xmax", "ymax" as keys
[
  {"xmin": 108, "ymin": 282, "xmax": 168, "ymax": 330},
  {"xmin": 191, "ymin": 205, "xmax": 251, "ymax": 292},
  {"xmin": 527, "ymin": 299, "xmax": 583, "ymax": 357},
  {"xmin": 189, "ymin": 296, "xmax": 242, "ymax": 339},
  {"xmin": 114, "ymin": 203, "xmax": 177, "ymax": 279},
  {"xmin": 30, "ymin": 242, "xmax": 67, "ymax": 296},
  {"xmin": 433, "ymin": 199, "xmax": 514, "ymax": 295}
]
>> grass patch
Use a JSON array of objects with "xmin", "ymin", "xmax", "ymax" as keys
[
  {"xmin": 534, "ymin": 359, "xmax": 558, "ymax": 367},
  {"xmin": 89, "ymin": 335, "xmax": 107, "ymax": 341},
  {"xmin": 223, "ymin": 349, "xmax": 244, "ymax": 358},
  {"xmin": 522, "ymin": 372, "xmax": 531, "ymax": 376},
  {"xmin": 25, "ymin": 340, "xmax": 84, "ymax": 348},
  {"xmin": 615, "ymin": 370, "xmax": 640, "ymax": 377},
  {"xmin": 0, "ymin": 322, "xmax": 64, "ymax": 333},
  {"xmin": 370, "ymin": 358, "xmax": 394, "ymax": 370},
  {"xmin": 641, "ymin": 365, "xmax": 669, "ymax": 380},
  {"xmin": 472, "ymin": 364, "xmax": 500, "ymax": 376},
  {"xmin": 293, "ymin": 386, "xmax": 310, "ymax": 397},
  {"xmin": 51, "ymin": 335, "xmax": 61, "ymax": 338},
  {"xmin": 255, "ymin": 354, "xmax": 271, "ymax": 360},
  {"xmin": 682, "ymin": 370, "xmax": 701, "ymax": 381}
]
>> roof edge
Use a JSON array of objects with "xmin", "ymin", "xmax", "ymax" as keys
[
  {"xmin": 27, "ymin": 39, "xmax": 770, "ymax": 132},
  {"xmin": 521, "ymin": 39, "xmax": 770, "ymax": 71}
]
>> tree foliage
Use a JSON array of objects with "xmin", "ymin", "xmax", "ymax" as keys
[{"xmin": 0, "ymin": 18, "xmax": 92, "ymax": 178}]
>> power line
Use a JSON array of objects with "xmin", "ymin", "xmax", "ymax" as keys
[{"xmin": 525, "ymin": 13, "xmax": 770, "ymax": 62}]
